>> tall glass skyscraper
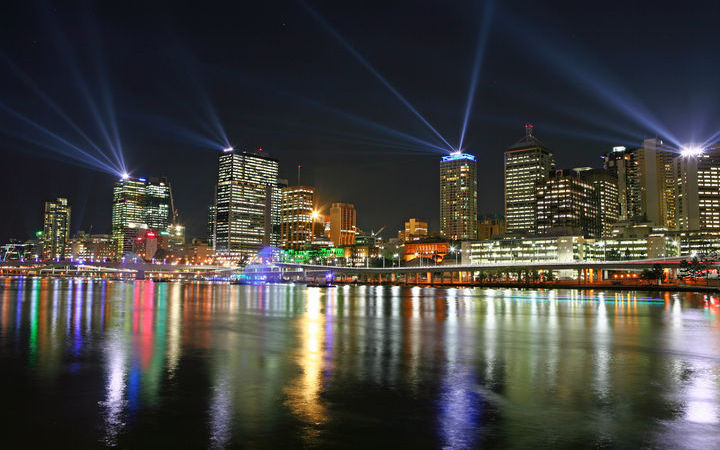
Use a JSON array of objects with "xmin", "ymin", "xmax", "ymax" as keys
[
  {"xmin": 42, "ymin": 197, "xmax": 71, "ymax": 260},
  {"xmin": 440, "ymin": 152, "xmax": 478, "ymax": 240},
  {"xmin": 504, "ymin": 124, "xmax": 555, "ymax": 235},
  {"xmin": 112, "ymin": 176, "xmax": 171, "ymax": 256},
  {"xmin": 213, "ymin": 149, "xmax": 279, "ymax": 261}
]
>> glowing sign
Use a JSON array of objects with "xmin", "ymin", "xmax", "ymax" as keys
[
  {"xmin": 612, "ymin": 146, "xmax": 626, "ymax": 152},
  {"xmin": 441, "ymin": 153, "xmax": 476, "ymax": 162}
]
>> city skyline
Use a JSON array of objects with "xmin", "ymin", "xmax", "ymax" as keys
[{"xmin": 3, "ymin": 1, "xmax": 720, "ymax": 242}]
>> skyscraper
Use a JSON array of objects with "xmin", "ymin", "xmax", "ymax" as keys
[
  {"xmin": 578, "ymin": 168, "xmax": 620, "ymax": 237},
  {"xmin": 112, "ymin": 176, "xmax": 172, "ymax": 256},
  {"xmin": 536, "ymin": 169, "xmax": 598, "ymax": 237},
  {"xmin": 602, "ymin": 146, "xmax": 641, "ymax": 221},
  {"xmin": 280, "ymin": 185, "xmax": 315, "ymax": 249},
  {"xmin": 213, "ymin": 148, "xmax": 279, "ymax": 260},
  {"xmin": 674, "ymin": 145, "xmax": 720, "ymax": 231},
  {"xmin": 112, "ymin": 177, "xmax": 146, "ymax": 255},
  {"xmin": 42, "ymin": 197, "xmax": 71, "ymax": 260},
  {"xmin": 504, "ymin": 124, "xmax": 555, "ymax": 235},
  {"xmin": 638, "ymin": 137, "xmax": 676, "ymax": 228},
  {"xmin": 329, "ymin": 202, "xmax": 357, "ymax": 247},
  {"xmin": 440, "ymin": 153, "xmax": 478, "ymax": 240}
]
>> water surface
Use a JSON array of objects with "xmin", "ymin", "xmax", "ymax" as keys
[{"xmin": 1, "ymin": 278, "xmax": 719, "ymax": 448}]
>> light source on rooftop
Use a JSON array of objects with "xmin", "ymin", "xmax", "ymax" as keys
[
  {"xmin": 680, "ymin": 145, "xmax": 704, "ymax": 157},
  {"xmin": 223, "ymin": 146, "xmax": 234, "ymax": 152},
  {"xmin": 120, "ymin": 172, "xmax": 129, "ymax": 180}
]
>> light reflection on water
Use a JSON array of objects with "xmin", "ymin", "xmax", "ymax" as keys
[{"xmin": 0, "ymin": 278, "xmax": 719, "ymax": 448}]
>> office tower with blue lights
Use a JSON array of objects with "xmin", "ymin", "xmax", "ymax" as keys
[
  {"xmin": 213, "ymin": 148, "xmax": 280, "ymax": 261},
  {"xmin": 440, "ymin": 152, "xmax": 478, "ymax": 240},
  {"xmin": 41, "ymin": 197, "xmax": 71, "ymax": 260},
  {"xmin": 112, "ymin": 176, "xmax": 171, "ymax": 256},
  {"xmin": 504, "ymin": 124, "xmax": 555, "ymax": 235}
]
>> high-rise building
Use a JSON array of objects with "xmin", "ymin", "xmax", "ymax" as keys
[
  {"xmin": 440, "ymin": 153, "xmax": 478, "ymax": 240},
  {"xmin": 602, "ymin": 146, "xmax": 642, "ymax": 221},
  {"xmin": 504, "ymin": 124, "xmax": 555, "ymax": 235},
  {"xmin": 577, "ymin": 168, "xmax": 620, "ymax": 237},
  {"xmin": 674, "ymin": 145, "xmax": 720, "ymax": 231},
  {"xmin": 329, "ymin": 203, "xmax": 356, "ymax": 247},
  {"xmin": 280, "ymin": 185, "xmax": 315, "ymax": 249},
  {"xmin": 42, "ymin": 197, "xmax": 71, "ymax": 260},
  {"xmin": 398, "ymin": 218, "xmax": 428, "ymax": 242},
  {"xmin": 638, "ymin": 138, "xmax": 676, "ymax": 228},
  {"xmin": 145, "ymin": 177, "xmax": 171, "ymax": 230},
  {"xmin": 213, "ymin": 149, "xmax": 279, "ymax": 260},
  {"xmin": 112, "ymin": 176, "xmax": 172, "ymax": 256},
  {"xmin": 207, "ymin": 205, "xmax": 216, "ymax": 247},
  {"xmin": 536, "ymin": 169, "xmax": 598, "ymax": 237}
]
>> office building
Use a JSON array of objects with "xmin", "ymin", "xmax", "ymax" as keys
[
  {"xmin": 603, "ymin": 146, "xmax": 642, "ymax": 221},
  {"xmin": 577, "ymin": 168, "xmax": 620, "ymax": 237},
  {"xmin": 112, "ymin": 176, "xmax": 172, "ymax": 256},
  {"xmin": 638, "ymin": 138, "xmax": 676, "ymax": 228},
  {"xmin": 41, "ymin": 197, "xmax": 71, "ymax": 260},
  {"xmin": 280, "ymin": 185, "xmax": 315, "ymax": 249},
  {"xmin": 329, "ymin": 202, "xmax": 357, "ymax": 247},
  {"xmin": 398, "ymin": 218, "xmax": 428, "ymax": 242},
  {"xmin": 440, "ymin": 152, "xmax": 477, "ymax": 240},
  {"xmin": 674, "ymin": 145, "xmax": 720, "ymax": 231},
  {"xmin": 504, "ymin": 124, "xmax": 555, "ymax": 235},
  {"xmin": 69, "ymin": 232, "xmax": 115, "ymax": 262},
  {"xmin": 207, "ymin": 205, "xmax": 216, "ymax": 247},
  {"xmin": 213, "ymin": 149, "xmax": 280, "ymax": 260},
  {"xmin": 536, "ymin": 169, "xmax": 598, "ymax": 237}
]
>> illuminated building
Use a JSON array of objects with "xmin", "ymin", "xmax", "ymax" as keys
[
  {"xmin": 164, "ymin": 224, "xmax": 185, "ymax": 257},
  {"xmin": 577, "ymin": 168, "xmax": 620, "ymax": 237},
  {"xmin": 477, "ymin": 215, "xmax": 505, "ymax": 240},
  {"xmin": 398, "ymin": 218, "xmax": 428, "ymax": 242},
  {"xmin": 69, "ymin": 232, "xmax": 115, "ymax": 261},
  {"xmin": 403, "ymin": 240, "xmax": 449, "ymax": 263},
  {"xmin": 603, "ymin": 145, "xmax": 642, "ymax": 221},
  {"xmin": 329, "ymin": 203, "xmax": 356, "ymax": 247},
  {"xmin": 280, "ymin": 185, "xmax": 315, "ymax": 249},
  {"xmin": 207, "ymin": 205, "xmax": 216, "ymax": 247},
  {"xmin": 185, "ymin": 238, "xmax": 211, "ymax": 263},
  {"xmin": 461, "ymin": 234, "xmax": 678, "ymax": 265},
  {"xmin": 638, "ymin": 138, "xmax": 676, "ymax": 228},
  {"xmin": 41, "ymin": 197, "xmax": 71, "ymax": 260},
  {"xmin": 504, "ymin": 124, "xmax": 555, "ymax": 235},
  {"xmin": 674, "ymin": 145, "xmax": 720, "ymax": 231},
  {"xmin": 535, "ymin": 169, "xmax": 598, "ymax": 237},
  {"xmin": 440, "ymin": 152, "xmax": 477, "ymax": 240},
  {"xmin": 112, "ymin": 176, "xmax": 171, "ymax": 256},
  {"xmin": 213, "ymin": 149, "xmax": 279, "ymax": 261}
]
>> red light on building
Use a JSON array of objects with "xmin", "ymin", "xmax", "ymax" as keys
[
  {"xmin": 146, "ymin": 231, "xmax": 156, "ymax": 238},
  {"xmin": 136, "ymin": 236, "xmax": 143, "ymax": 241}
]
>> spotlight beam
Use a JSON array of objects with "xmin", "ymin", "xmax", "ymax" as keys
[
  {"xmin": 0, "ymin": 55, "xmax": 119, "ymax": 170},
  {"xmin": 0, "ymin": 101, "xmax": 119, "ymax": 174},
  {"xmin": 301, "ymin": 0, "xmax": 454, "ymax": 152},
  {"xmin": 458, "ymin": 0, "xmax": 494, "ymax": 151}
]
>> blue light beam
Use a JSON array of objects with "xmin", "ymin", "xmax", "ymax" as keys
[
  {"xmin": 301, "ymin": 0, "xmax": 455, "ymax": 152},
  {"xmin": 458, "ymin": 0, "xmax": 494, "ymax": 151}
]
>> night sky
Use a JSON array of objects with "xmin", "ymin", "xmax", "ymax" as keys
[{"xmin": 2, "ymin": 0, "xmax": 719, "ymax": 242}]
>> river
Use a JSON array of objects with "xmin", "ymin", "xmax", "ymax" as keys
[{"xmin": 0, "ymin": 277, "xmax": 719, "ymax": 448}]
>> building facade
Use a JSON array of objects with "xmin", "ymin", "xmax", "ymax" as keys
[
  {"xmin": 42, "ymin": 197, "xmax": 71, "ymax": 260},
  {"xmin": 112, "ymin": 176, "xmax": 172, "ymax": 256},
  {"xmin": 280, "ymin": 185, "xmax": 315, "ymax": 249},
  {"xmin": 213, "ymin": 149, "xmax": 279, "ymax": 261},
  {"xmin": 578, "ymin": 168, "xmax": 620, "ymax": 237},
  {"xmin": 674, "ymin": 146, "xmax": 720, "ymax": 231},
  {"xmin": 504, "ymin": 124, "xmax": 555, "ymax": 235},
  {"xmin": 440, "ymin": 153, "xmax": 477, "ymax": 240},
  {"xmin": 477, "ymin": 215, "xmax": 505, "ymax": 240},
  {"xmin": 329, "ymin": 202, "xmax": 356, "ymax": 247},
  {"xmin": 536, "ymin": 169, "xmax": 598, "ymax": 237},
  {"xmin": 398, "ymin": 218, "xmax": 428, "ymax": 242}
]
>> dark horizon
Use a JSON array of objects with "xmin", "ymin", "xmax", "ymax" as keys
[{"xmin": 2, "ymin": 0, "xmax": 719, "ymax": 242}]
